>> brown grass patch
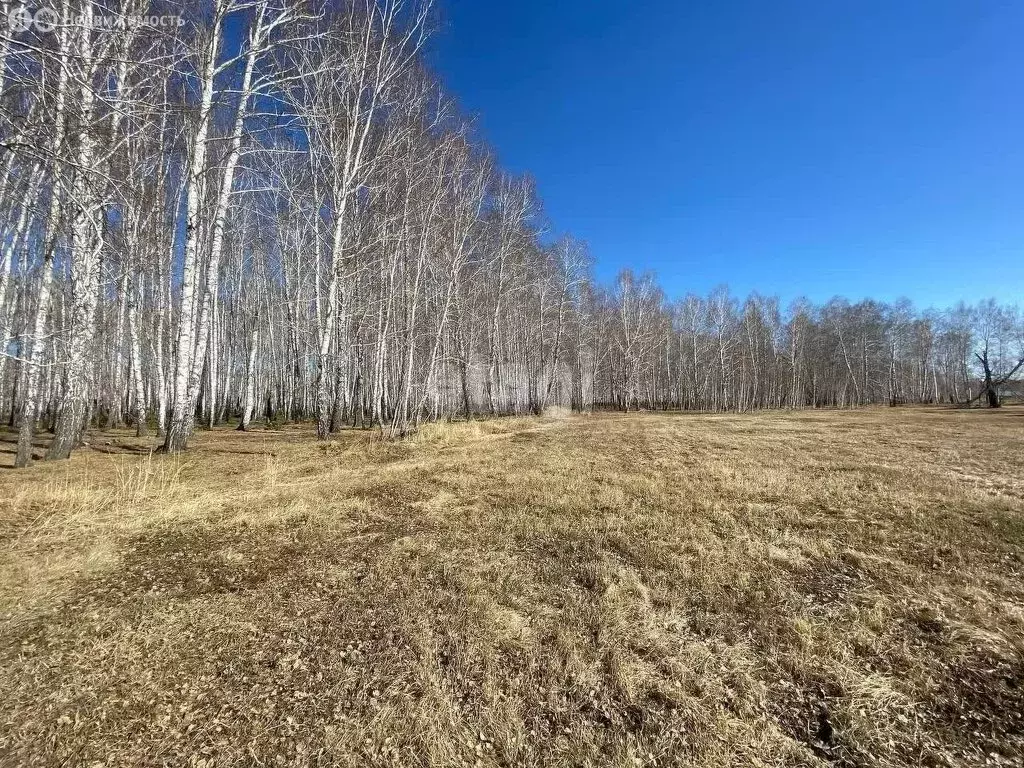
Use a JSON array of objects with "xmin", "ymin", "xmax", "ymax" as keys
[{"xmin": 1, "ymin": 407, "xmax": 1023, "ymax": 766}]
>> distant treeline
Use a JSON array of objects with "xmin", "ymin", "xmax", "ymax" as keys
[
  {"xmin": 1, "ymin": 0, "xmax": 1021, "ymax": 467},
  {"xmin": 570, "ymin": 285, "xmax": 1022, "ymax": 413}
]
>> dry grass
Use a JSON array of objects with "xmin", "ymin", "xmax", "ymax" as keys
[{"xmin": 1, "ymin": 407, "xmax": 1023, "ymax": 767}]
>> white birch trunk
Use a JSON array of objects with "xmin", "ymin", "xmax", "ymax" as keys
[
  {"xmin": 164, "ymin": 4, "xmax": 225, "ymax": 452},
  {"xmin": 15, "ymin": 0, "xmax": 72, "ymax": 467}
]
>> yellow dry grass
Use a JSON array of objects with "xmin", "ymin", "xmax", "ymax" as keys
[{"xmin": 1, "ymin": 407, "xmax": 1022, "ymax": 767}]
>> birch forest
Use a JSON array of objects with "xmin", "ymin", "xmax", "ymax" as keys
[{"xmin": 0, "ymin": 0, "xmax": 1022, "ymax": 467}]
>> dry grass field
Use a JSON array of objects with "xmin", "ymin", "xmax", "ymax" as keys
[{"xmin": 1, "ymin": 407, "xmax": 1022, "ymax": 767}]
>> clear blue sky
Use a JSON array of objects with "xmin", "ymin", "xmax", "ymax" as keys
[{"xmin": 430, "ymin": 0, "xmax": 1024, "ymax": 309}]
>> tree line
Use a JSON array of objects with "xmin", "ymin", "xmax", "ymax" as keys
[{"xmin": 0, "ymin": 0, "xmax": 1021, "ymax": 466}]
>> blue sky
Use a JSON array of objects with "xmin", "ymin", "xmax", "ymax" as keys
[{"xmin": 430, "ymin": 0, "xmax": 1024, "ymax": 309}]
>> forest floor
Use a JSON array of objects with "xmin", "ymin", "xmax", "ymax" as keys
[{"xmin": 0, "ymin": 407, "xmax": 1023, "ymax": 767}]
